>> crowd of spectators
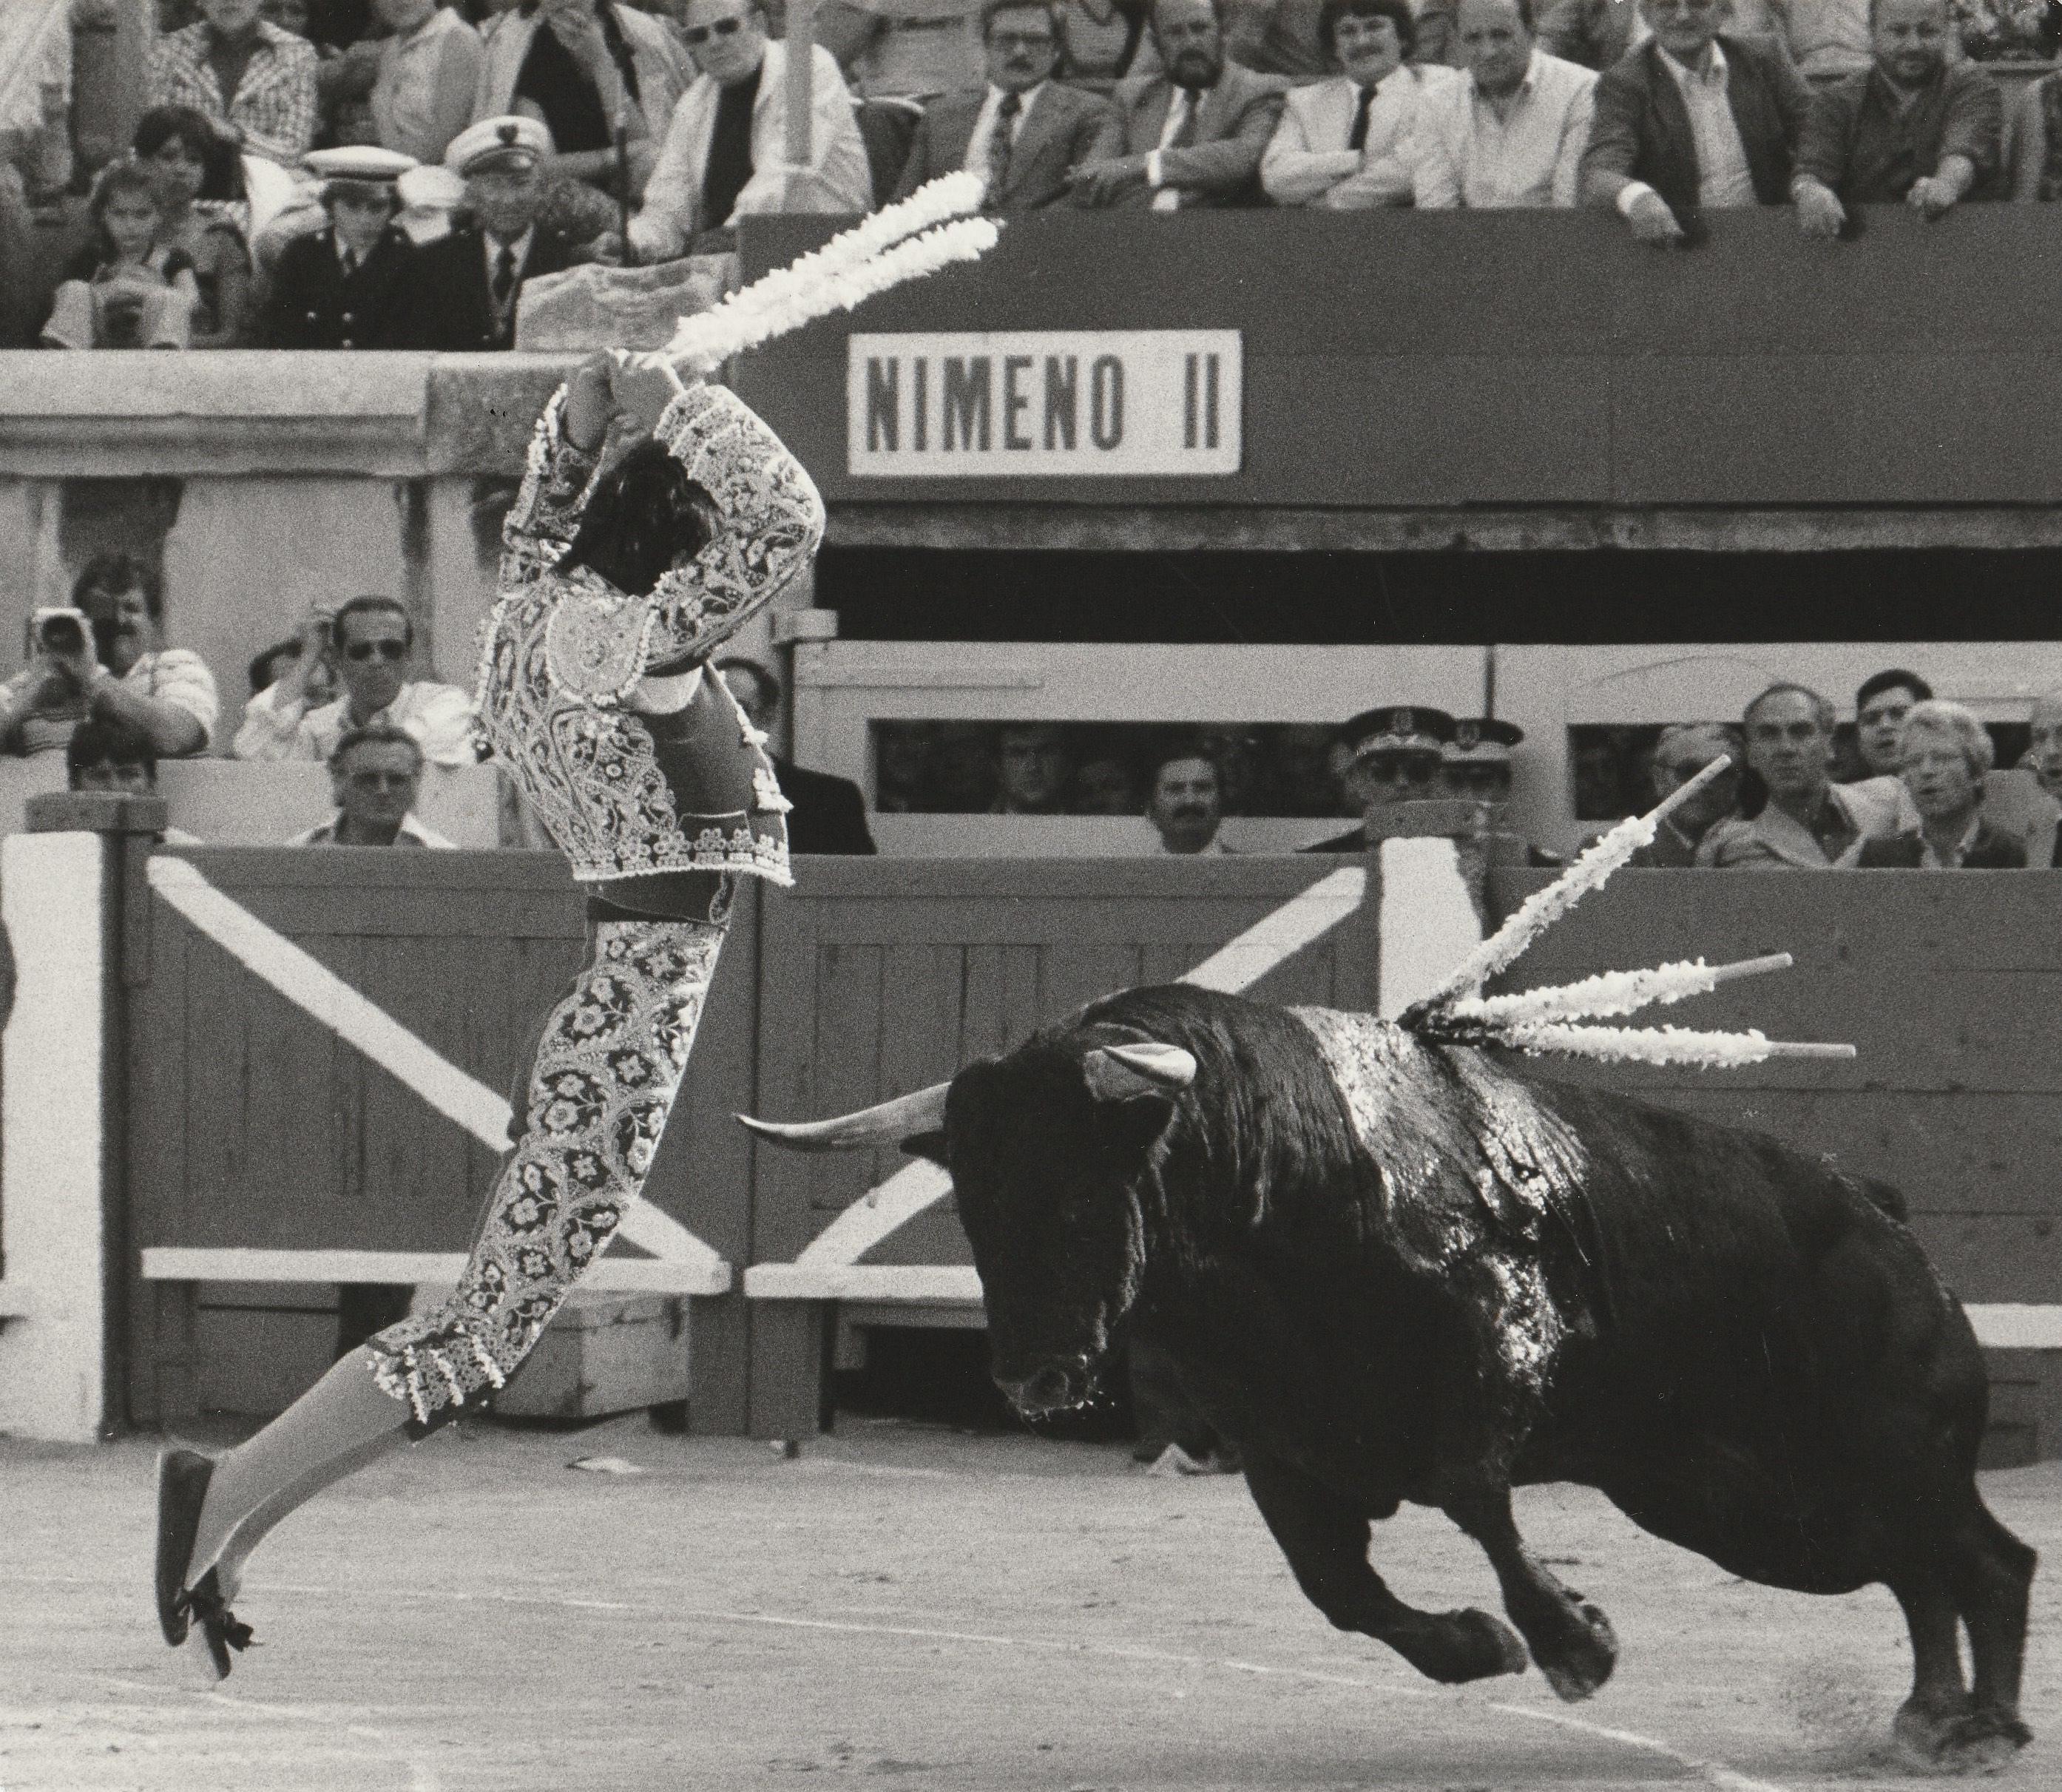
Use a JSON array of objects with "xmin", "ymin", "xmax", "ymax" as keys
[
  {"xmin": 11, "ymin": 0, "xmax": 2062, "ymax": 348},
  {"xmin": 3, "ymin": 558, "xmax": 2058, "ymax": 870}
]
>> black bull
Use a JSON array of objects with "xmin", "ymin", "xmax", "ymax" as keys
[{"xmin": 743, "ymin": 985, "xmax": 2036, "ymax": 1768}]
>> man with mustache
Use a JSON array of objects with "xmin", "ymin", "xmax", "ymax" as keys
[
  {"xmin": 1791, "ymin": 0, "xmax": 2001, "ymax": 237},
  {"xmin": 1146, "ymin": 744, "xmax": 1228, "ymax": 854},
  {"xmin": 890, "ymin": 0, "xmax": 1115, "ymax": 210},
  {"xmin": 0, "ymin": 554, "xmax": 218, "ymax": 760},
  {"xmin": 1070, "ymin": 0, "xmax": 1288, "ymax": 209}
]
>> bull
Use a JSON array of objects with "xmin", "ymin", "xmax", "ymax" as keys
[{"xmin": 744, "ymin": 984, "xmax": 2037, "ymax": 1771}]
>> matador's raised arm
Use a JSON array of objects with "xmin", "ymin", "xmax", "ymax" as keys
[{"xmin": 640, "ymin": 382, "xmax": 825, "ymax": 669}]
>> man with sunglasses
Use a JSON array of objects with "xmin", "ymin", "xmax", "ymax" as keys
[
  {"xmin": 1630, "ymin": 721, "xmax": 1741, "ymax": 865},
  {"xmin": 625, "ymin": 0, "xmax": 871, "ymax": 260},
  {"xmin": 286, "ymin": 724, "xmax": 457, "ymax": 847},
  {"xmin": 1299, "ymin": 705, "xmax": 1457, "ymax": 852},
  {"xmin": 234, "ymin": 595, "xmax": 475, "ymax": 767}
]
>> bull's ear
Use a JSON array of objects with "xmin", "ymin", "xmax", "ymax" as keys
[
  {"xmin": 901, "ymin": 1131, "xmax": 948, "ymax": 1166},
  {"xmin": 1083, "ymin": 1042, "xmax": 1197, "ymax": 1103}
]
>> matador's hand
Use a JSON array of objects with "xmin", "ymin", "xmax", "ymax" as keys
[{"xmin": 564, "ymin": 354, "xmax": 618, "ymax": 453}]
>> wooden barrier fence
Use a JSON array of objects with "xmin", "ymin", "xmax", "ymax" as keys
[{"xmin": 4, "ymin": 808, "xmax": 2051, "ymax": 1458}]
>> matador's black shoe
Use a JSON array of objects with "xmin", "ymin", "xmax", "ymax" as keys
[
  {"xmin": 155, "ymin": 1448, "xmax": 213, "ymax": 1646},
  {"xmin": 179, "ymin": 1568, "xmax": 255, "ymax": 1680}
]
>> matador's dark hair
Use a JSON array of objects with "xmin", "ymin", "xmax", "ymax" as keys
[{"xmin": 558, "ymin": 439, "xmax": 721, "ymax": 599}]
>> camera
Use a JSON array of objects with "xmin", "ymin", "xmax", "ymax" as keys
[{"xmin": 34, "ymin": 607, "xmax": 90, "ymax": 656}]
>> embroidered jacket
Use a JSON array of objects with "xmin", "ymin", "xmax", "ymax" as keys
[{"xmin": 477, "ymin": 381, "xmax": 824, "ymax": 886}]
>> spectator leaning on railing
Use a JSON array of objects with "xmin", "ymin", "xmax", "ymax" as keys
[
  {"xmin": 1069, "ymin": 0, "xmax": 1289, "ymax": 208},
  {"xmin": 891, "ymin": 0, "xmax": 1116, "ymax": 209},
  {"xmin": 1791, "ymin": 0, "xmax": 2002, "ymax": 239},
  {"xmin": 149, "ymin": 0, "xmax": 320, "ymax": 167},
  {"xmin": 1262, "ymin": 0, "xmax": 1455, "ymax": 209},
  {"xmin": 234, "ymin": 595, "xmax": 473, "ymax": 767},
  {"xmin": 621, "ymin": 0, "xmax": 872, "ymax": 258},
  {"xmin": 286, "ymin": 724, "xmax": 456, "ymax": 848},
  {"xmin": 1411, "ymin": 0, "xmax": 1596, "ymax": 209},
  {"xmin": 0, "ymin": 554, "xmax": 218, "ymax": 760},
  {"xmin": 1697, "ymin": 681, "xmax": 1900, "ymax": 867},
  {"xmin": 1856, "ymin": 700, "xmax": 2025, "ymax": 868},
  {"xmin": 1581, "ymin": 0, "xmax": 1811, "ymax": 246}
]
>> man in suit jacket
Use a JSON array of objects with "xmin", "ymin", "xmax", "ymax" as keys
[
  {"xmin": 260, "ymin": 146, "xmax": 419, "ymax": 350},
  {"xmin": 1070, "ymin": 0, "xmax": 1288, "ymax": 208},
  {"xmin": 402, "ymin": 115, "xmax": 582, "ymax": 351},
  {"xmin": 714, "ymin": 657, "xmax": 878, "ymax": 856},
  {"xmin": 1581, "ymin": 0, "xmax": 1811, "ymax": 242},
  {"xmin": 890, "ymin": 0, "xmax": 1115, "ymax": 209}
]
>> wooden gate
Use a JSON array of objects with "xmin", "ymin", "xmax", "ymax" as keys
[{"xmin": 122, "ymin": 848, "xmax": 757, "ymax": 1429}]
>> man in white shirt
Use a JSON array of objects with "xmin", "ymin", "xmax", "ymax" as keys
[
  {"xmin": 627, "ymin": 0, "xmax": 872, "ymax": 260},
  {"xmin": 1146, "ymin": 745, "xmax": 1228, "ymax": 855},
  {"xmin": 889, "ymin": 0, "xmax": 1115, "ymax": 209},
  {"xmin": 285, "ymin": 725, "xmax": 457, "ymax": 848},
  {"xmin": 234, "ymin": 595, "xmax": 474, "ymax": 767},
  {"xmin": 1263, "ymin": 0, "xmax": 1458, "ymax": 208},
  {"xmin": 0, "ymin": 553, "xmax": 219, "ymax": 760},
  {"xmin": 1411, "ymin": 0, "xmax": 1596, "ymax": 209}
]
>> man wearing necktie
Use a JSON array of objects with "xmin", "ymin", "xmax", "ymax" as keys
[
  {"xmin": 1069, "ymin": 0, "xmax": 1288, "ymax": 208},
  {"xmin": 400, "ymin": 115, "xmax": 585, "ymax": 350},
  {"xmin": 260, "ymin": 146, "xmax": 420, "ymax": 348},
  {"xmin": 1262, "ymin": 0, "xmax": 1458, "ymax": 207},
  {"xmin": 889, "ymin": 0, "xmax": 1116, "ymax": 210}
]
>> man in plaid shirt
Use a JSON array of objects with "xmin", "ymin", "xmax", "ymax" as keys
[{"xmin": 149, "ymin": 0, "xmax": 318, "ymax": 166}]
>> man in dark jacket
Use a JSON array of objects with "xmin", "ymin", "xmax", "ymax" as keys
[
  {"xmin": 400, "ymin": 115, "xmax": 581, "ymax": 351},
  {"xmin": 890, "ymin": 0, "xmax": 1115, "ymax": 209},
  {"xmin": 260, "ymin": 146, "xmax": 419, "ymax": 349},
  {"xmin": 1580, "ymin": 0, "xmax": 1811, "ymax": 243},
  {"xmin": 714, "ymin": 656, "xmax": 877, "ymax": 855}
]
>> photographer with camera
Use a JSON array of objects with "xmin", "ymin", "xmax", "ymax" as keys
[{"xmin": 0, "ymin": 555, "xmax": 220, "ymax": 760}]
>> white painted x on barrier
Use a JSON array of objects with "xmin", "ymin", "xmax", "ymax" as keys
[
  {"xmin": 743, "ymin": 868, "xmax": 1367, "ymax": 1302},
  {"xmin": 137, "ymin": 856, "xmax": 731, "ymax": 1296}
]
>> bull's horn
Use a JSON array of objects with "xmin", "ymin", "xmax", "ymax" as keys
[
  {"xmin": 736, "ymin": 1081, "xmax": 950, "ymax": 1152},
  {"xmin": 1084, "ymin": 1041, "xmax": 1198, "ymax": 1100}
]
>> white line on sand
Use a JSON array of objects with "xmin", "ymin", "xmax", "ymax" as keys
[{"xmin": 98, "ymin": 1580, "xmax": 1794, "ymax": 1792}]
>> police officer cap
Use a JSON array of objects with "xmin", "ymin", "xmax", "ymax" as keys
[
  {"xmin": 1442, "ymin": 717, "xmax": 1524, "ymax": 765},
  {"xmin": 304, "ymin": 146, "xmax": 419, "ymax": 188},
  {"xmin": 446, "ymin": 115, "xmax": 555, "ymax": 176},
  {"xmin": 1339, "ymin": 706, "xmax": 1456, "ymax": 762}
]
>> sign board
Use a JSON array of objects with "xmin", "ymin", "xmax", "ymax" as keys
[{"xmin": 847, "ymin": 330, "xmax": 1242, "ymax": 477}]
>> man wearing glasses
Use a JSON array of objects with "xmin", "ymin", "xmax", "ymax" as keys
[
  {"xmin": 626, "ymin": 0, "xmax": 872, "ymax": 259},
  {"xmin": 1580, "ymin": 0, "xmax": 1811, "ymax": 244},
  {"xmin": 286, "ymin": 726, "xmax": 457, "ymax": 848},
  {"xmin": 890, "ymin": 1, "xmax": 1114, "ymax": 209},
  {"xmin": 234, "ymin": 595, "xmax": 475, "ymax": 766},
  {"xmin": 1299, "ymin": 706, "xmax": 1457, "ymax": 853}
]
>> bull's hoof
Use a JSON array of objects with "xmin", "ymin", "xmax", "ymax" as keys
[
  {"xmin": 1892, "ymin": 1697, "xmax": 2032, "ymax": 1774},
  {"xmin": 1406, "ymin": 1609, "xmax": 1529, "ymax": 1685},
  {"xmin": 1537, "ymin": 1598, "xmax": 1618, "ymax": 1705},
  {"xmin": 1934, "ymin": 1709, "xmax": 2032, "ymax": 1776}
]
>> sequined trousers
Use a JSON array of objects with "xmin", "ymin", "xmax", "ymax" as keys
[{"xmin": 365, "ymin": 912, "xmax": 727, "ymax": 1430}]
